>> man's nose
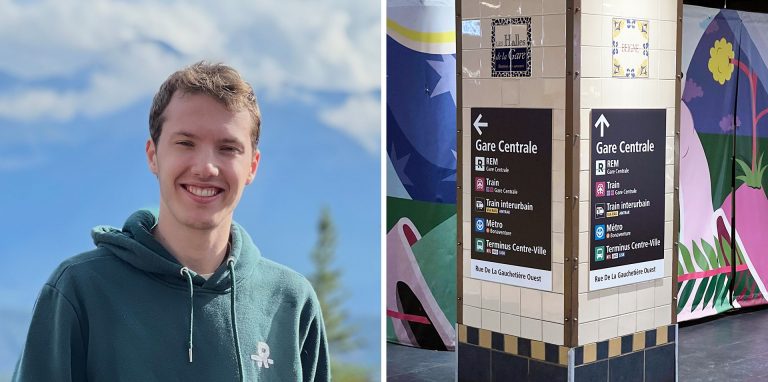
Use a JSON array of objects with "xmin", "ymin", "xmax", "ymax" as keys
[{"xmin": 191, "ymin": 152, "xmax": 220, "ymax": 178}]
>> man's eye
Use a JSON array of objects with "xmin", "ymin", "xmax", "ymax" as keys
[
  {"xmin": 222, "ymin": 146, "xmax": 241, "ymax": 153},
  {"xmin": 176, "ymin": 141, "xmax": 194, "ymax": 147}
]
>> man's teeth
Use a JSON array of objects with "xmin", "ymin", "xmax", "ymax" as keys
[{"xmin": 187, "ymin": 185, "xmax": 218, "ymax": 197}]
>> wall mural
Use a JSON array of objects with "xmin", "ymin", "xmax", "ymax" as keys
[
  {"xmin": 679, "ymin": 6, "xmax": 768, "ymax": 321},
  {"xmin": 385, "ymin": 0, "xmax": 457, "ymax": 349}
]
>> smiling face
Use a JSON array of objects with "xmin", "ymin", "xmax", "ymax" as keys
[{"xmin": 146, "ymin": 92, "xmax": 260, "ymax": 232}]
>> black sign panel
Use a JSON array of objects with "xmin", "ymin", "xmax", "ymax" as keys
[
  {"xmin": 470, "ymin": 108, "xmax": 551, "ymax": 289},
  {"xmin": 589, "ymin": 109, "xmax": 666, "ymax": 290}
]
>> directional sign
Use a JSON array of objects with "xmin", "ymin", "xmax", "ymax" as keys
[
  {"xmin": 589, "ymin": 109, "xmax": 666, "ymax": 290},
  {"xmin": 470, "ymin": 107, "xmax": 552, "ymax": 291},
  {"xmin": 594, "ymin": 114, "xmax": 610, "ymax": 138},
  {"xmin": 473, "ymin": 114, "xmax": 487, "ymax": 135}
]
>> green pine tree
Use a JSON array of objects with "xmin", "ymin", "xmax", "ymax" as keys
[
  {"xmin": 309, "ymin": 208, "xmax": 358, "ymax": 352},
  {"xmin": 308, "ymin": 208, "xmax": 369, "ymax": 381}
]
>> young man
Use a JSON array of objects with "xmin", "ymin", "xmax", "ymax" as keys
[{"xmin": 13, "ymin": 62, "xmax": 330, "ymax": 381}]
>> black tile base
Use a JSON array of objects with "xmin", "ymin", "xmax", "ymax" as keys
[
  {"xmin": 459, "ymin": 343, "xmax": 567, "ymax": 382},
  {"xmin": 492, "ymin": 332, "xmax": 504, "ymax": 351},
  {"xmin": 621, "ymin": 335, "xmax": 633, "ymax": 354},
  {"xmin": 644, "ymin": 344, "xmax": 675, "ymax": 382},
  {"xmin": 455, "ymin": 324, "xmax": 677, "ymax": 382},
  {"xmin": 491, "ymin": 351, "xmax": 527, "ymax": 382},
  {"xmin": 597, "ymin": 340, "xmax": 609, "ymax": 360},
  {"xmin": 545, "ymin": 343, "xmax": 559, "ymax": 364},
  {"xmin": 645, "ymin": 330, "xmax": 657, "ymax": 348},
  {"xmin": 575, "ymin": 360, "xmax": 608, "ymax": 382},
  {"xmin": 518, "ymin": 337, "xmax": 531, "ymax": 357},
  {"xmin": 608, "ymin": 351, "xmax": 644, "ymax": 382},
  {"xmin": 529, "ymin": 359, "xmax": 567, "ymax": 382},
  {"xmin": 458, "ymin": 343, "xmax": 490, "ymax": 382},
  {"xmin": 467, "ymin": 326, "xmax": 479, "ymax": 345},
  {"xmin": 575, "ymin": 346, "xmax": 584, "ymax": 365}
]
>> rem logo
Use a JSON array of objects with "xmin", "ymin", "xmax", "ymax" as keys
[
  {"xmin": 595, "ymin": 160, "xmax": 605, "ymax": 175},
  {"xmin": 475, "ymin": 157, "xmax": 485, "ymax": 171}
]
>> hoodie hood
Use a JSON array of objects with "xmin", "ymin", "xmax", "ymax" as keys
[{"xmin": 91, "ymin": 209, "xmax": 260, "ymax": 292}]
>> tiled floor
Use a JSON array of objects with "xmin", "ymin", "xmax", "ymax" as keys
[
  {"xmin": 386, "ymin": 343, "xmax": 455, "ymax": 381},
  {"xmin": 387, "ymin": 305, "xmax": 768, "ymax": 381},
  {"xmin": 678, "ymin": 306, "xmax": 768, "ymax": 381}
]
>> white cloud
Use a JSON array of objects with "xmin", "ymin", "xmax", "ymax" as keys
[
  {"xmin": 0, "ymin": 1, "xmax": 223, "ymax": 79},
  {"xmin": 0, "ymin": 0, "xmax": 380, "ymax": 153},
  {"xmin": 320, "ymin": 94, "xmax": 381, "ymax": 154}
]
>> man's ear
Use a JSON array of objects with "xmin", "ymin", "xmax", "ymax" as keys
[
  {"xmin": 246, "ymin": 149, "xmax": 261, "ymax": 185},
  {"xmin": 146, "ymin": 139, "xmax": 158, "ymax": 176}
]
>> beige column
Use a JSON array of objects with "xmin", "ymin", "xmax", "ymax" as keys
[{"xmin": 456, "ymin": 0, "xmax": 681, "ymax": 380}]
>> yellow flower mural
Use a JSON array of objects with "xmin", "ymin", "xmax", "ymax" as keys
[{"xmin": 708, "ymin": 37, "xmax": 735, "ymax": 85}]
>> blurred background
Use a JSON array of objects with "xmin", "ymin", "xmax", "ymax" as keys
[{"xmin": 0, "ymin": 0, "xmax": 380, "ymax": 380}]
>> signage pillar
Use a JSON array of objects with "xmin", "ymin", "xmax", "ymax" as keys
[{"xmin": 456, "ymin": 0, "xmax": 682, "ymax": 381}]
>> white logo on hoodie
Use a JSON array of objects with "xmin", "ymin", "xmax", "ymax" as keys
[{"xmin": 251, "ymin": 342, "xmax": 274, "ymax": 369}]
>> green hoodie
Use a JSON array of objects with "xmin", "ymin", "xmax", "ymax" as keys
[{"xmin": 13, "ymin": 210, "xmax": 330, "ymax": 381}]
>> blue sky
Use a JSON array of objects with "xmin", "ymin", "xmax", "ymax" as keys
[{"xmin": 0, "ymin": 0, "xmax": 380, "ymax": 373}]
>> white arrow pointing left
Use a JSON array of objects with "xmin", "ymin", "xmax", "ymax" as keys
[{"xmin": 474, "ymin": 114, "xmax": 488, "ymax": 135}]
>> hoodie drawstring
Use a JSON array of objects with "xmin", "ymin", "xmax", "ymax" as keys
[
  {"xmin": 227, "ymin": 257, "xmax": 244, "ymax": 382},
  {"xmin": 180, "ymin": 267, "xmax": 195, "ymax": 363},
  {"xmin": 178, "ymin": 258, "xmax": 242, "ymax": 381}
]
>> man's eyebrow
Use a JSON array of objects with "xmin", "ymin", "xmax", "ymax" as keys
[
  {"xmin": 171, "ymin": 131, "xmax": 197, "ymax": 138},
  {"xmin": 219, "ymin": 137, "xmax": 245, "ymax": 146},
  {"xmin": 170, "ymin": 131, "xmax": 244, "ymax": 146}
]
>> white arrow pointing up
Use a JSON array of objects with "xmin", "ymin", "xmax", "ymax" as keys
[
  {"xmin": 473, "ymin": 114, "xmax": 488, "ymax": 135},
  {"xmin": 594, "ymin": 114, "xmax": 610, "ymax": 137}
]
